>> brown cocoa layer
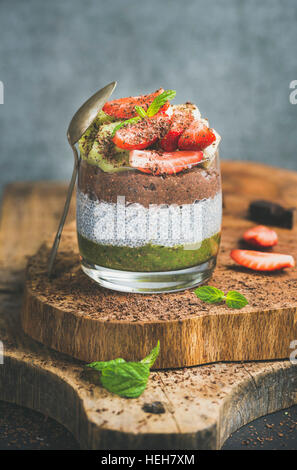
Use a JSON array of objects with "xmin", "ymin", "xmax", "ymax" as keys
[{"xmin": 78, "ymin": 160, "xmax": 221, "ymax": 206}]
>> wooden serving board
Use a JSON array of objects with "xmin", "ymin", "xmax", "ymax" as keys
[
  {"xmin": 0, "ymin": 162, "xmax": 296, "ymax": 450},
  {"xmin": 21, "ymin": 164, "xmax": 297, "ymax": 369}
]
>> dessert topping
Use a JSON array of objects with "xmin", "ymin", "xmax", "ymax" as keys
[
  {"xmin": 243, "ymin": 225, "xmax": 278, "ymax": 247},
  {"xmin": 144, "ymin": 89, "xmax": 176, "ymax": 117},
  {"xmin": 129, "ymin": 149, "xmax": 204, "ymax": 175},
  {"xmin": 81, "ymin": 88, "xmax": 221, "ymax": 174},
  {"xmin": 111, "ymin": 89, "xmax": 176, "ymax": 137},
  {"xmin": 160, "ymin": 106, "xmax": 195, "ymax": 151},
  {"xmin": 178, "ymin": 119, "xmax": 216, "ymax": 151},
  {"xmin": 112, "ymin": 114, "xmax": 171, "ymax": 150},
  {"xmin": 230, "ymin": 249, "xmax": 295, "ymax": 271},
  {"xmin": 103, "ymin": 88, "xmax": 165, "ymax": 119}
]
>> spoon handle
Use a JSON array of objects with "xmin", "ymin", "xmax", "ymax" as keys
[{"xmin": 47, "ymin": 144, "xmax": 80, "ymax": 277}]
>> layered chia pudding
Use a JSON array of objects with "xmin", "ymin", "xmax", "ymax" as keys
[{"xmin": 77, "ymin": 88, "xmax": 222, "ymax": 292}]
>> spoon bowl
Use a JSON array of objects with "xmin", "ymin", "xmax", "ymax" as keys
[{"xmin": 67, "ymin": 81, "xmax": 117, "ymax": 145}]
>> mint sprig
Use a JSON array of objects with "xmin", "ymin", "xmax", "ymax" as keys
[
  {"xmin": 111, "ymin": 90, "xmax": 176, "ymax": 137},
  {"xmin": 86, "ymin": 342, "xmax": 160, "ymax": 398},
  {"xmin": 135, "ymin": 105, "xmax": 147, "ymax": 118},
  {"xmin": 146, "ymin": 89, "xmax": 176, "ymax": 117},
  {"xmin": 195, "ymin": 286, "xmax": 248, "ymax": 309}
]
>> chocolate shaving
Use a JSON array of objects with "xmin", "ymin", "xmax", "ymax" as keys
[{"xmin": 142, "ymin": 402, "xmax": 166, "ymax": 414}]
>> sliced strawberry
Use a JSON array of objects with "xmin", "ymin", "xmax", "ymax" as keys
[
  {"xmin": 103, "ymin": 89, "xmax": 164, "ymax": 119},
  {"xmin": 157, "ymin": 102, "xmax": 171, "ymax": 116},
  {"xmin": 230, "ymin": 249, "xmax": 295, "ymax": 271},
  {"xmin": 160, "ymin": 107, "xmax": 194, "ymax": 151},
  {"xmin": 113, "ymin": 114, "xmax": 170, "ymax": 150},
  {"xmin": 178, "ymin": 120, "xmax": 216, "ymax": 151},
  {"xmin": 129, "ymin": 149, "xmax": 204, "ymax": 175},
  {"xmin": 243, "ymin": 225, "xmax": 278, "ymax": 247}
]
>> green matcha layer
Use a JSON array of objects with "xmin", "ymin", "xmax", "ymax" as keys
[{"xmin": 78, "ymin": 233, "xmax": 221, "ymax": 272}]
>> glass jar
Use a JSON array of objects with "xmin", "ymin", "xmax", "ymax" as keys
[{"xmin": 76, "ymin": 151, "xmax": 222, "ymax": 293}]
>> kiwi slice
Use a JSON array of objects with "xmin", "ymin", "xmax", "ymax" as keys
[
  {"xmin": 87, "ymin": 122, "xmax": 131, "ymax": 173},
  {"xmin": 79, "ymin": 110, "xmax": 116, "ymax": 159}
]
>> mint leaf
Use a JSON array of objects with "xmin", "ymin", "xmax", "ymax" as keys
[
  {"xmin": 146, "ymin": 90, "xmax": 176, "ymax": 117},
  {"xmin": 194, "ymin": 286, "xmax": 225, "ymax": 303},
  {"xmin": 100, "ymin": 362, "xmax": 150, "ymax": 398},
  {"xmin": 135, "ymin": 105, "xmax": 147, "ymax": 118},
  {"xmin": 86, "ymin": 341, "xmax": 161, "ymax": 398},
  {"xmin": 111, "ymin": 116, "xmax": 141, "ymax": 137},
  {"xmin": 225, "ymin": 291, "xmax": 248, "ymax": 309},
  {"xmin": 86, "ymin": 357, "xmax": 126, "ymax": 371},
  {"xmin": 140, "ymin": 341, "xmax": 160, "ymax": 368},
  {"xmin": 194, "ymin": 286, "xmax": 248, "ymax": 309}
]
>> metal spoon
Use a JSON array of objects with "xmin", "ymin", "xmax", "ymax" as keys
[{"xmin": 47, "ymin": 81, "xmax": 117, "ymax": 277}]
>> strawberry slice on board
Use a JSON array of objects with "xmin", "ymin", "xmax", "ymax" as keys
[
  {"xmin": 113, "ymin": 114, "xmax": 170, "ymax": 150},
  {"xmin": 129, "ymin": 149, "xmax": 204, "ymax": 175},
  {"xmin": 103, "ymin": 88, "xmax": 165, "ymax": 119},
  {"xmin": 178, "ymin": 119, "xmax": 216, "ymax": 151},
  {"xmin": 160, "ymin": 107, "xmax": 195, "ymax": 152},
  {"xmin": 230, "ymin": 249, "xmax": 295, "ymax": 271},
  {"xmin": 243, "ymin": 225, "xmax": 278, "ymax": 247}
]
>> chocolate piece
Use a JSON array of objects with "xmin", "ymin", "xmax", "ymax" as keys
[
  {"xmin": 249, "ymin": 200, "xmax": 296, "ymax": 229},
  {"xmin": 142, "ymin": 401, "xmax": 165, "ymax": 414}
]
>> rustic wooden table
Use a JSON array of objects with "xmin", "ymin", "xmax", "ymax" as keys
[{"xmin": 0, "ymin": 161, "xmax": 296, "ymax": 450}]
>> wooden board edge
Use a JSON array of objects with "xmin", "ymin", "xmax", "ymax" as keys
[
  {"xmin": 22, "ymin": 282, "xmax": 297, "ymax": 368},
  {"xmin": 0, "ymin": 350, "xmax": 296, "ymax": 449}
]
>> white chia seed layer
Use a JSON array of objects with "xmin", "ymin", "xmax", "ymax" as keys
[{"xmin": 77, "ymin": 189, "xmax": 222, "ymax": 248}]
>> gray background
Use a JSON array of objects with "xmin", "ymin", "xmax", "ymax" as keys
[{"xmin": 0, "ymin": 0, "xmax": 296, "ymax": 195}]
